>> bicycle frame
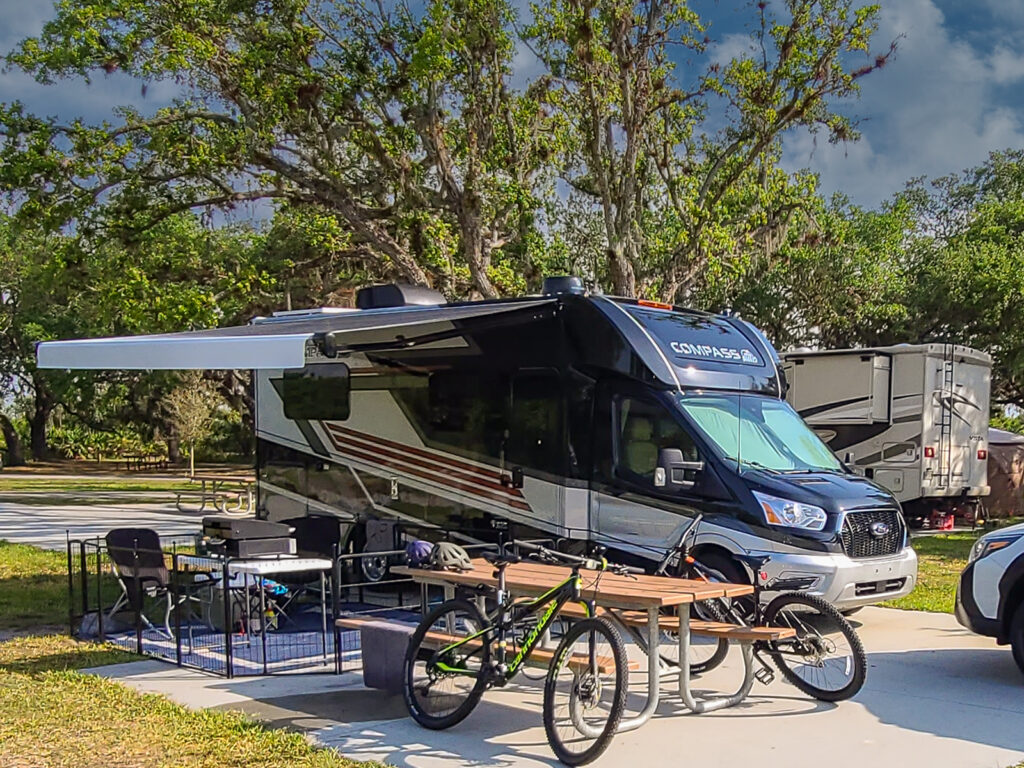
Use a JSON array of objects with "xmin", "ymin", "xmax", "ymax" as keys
[{"xmin": 429, "ymin": 566, "xmax": 594, "ymax": 684}]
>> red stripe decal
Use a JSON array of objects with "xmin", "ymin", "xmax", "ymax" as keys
[
  {"xmin": 324, "ymin": 424, "xmax": 523, "ymax": 499},
  {"xmin": 326, "ymin": 423, "xmax": 507, "ymax": 483},
  {"xmin": 321, "ymin": 429, "xmax": 531, "ymax": 511}
]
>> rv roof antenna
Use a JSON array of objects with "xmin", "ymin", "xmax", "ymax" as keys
[{"xmin": 542, "ymin": 275, "xmax": 585, "ymax": 295}]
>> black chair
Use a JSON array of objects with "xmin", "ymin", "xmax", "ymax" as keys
[{"xmin": 105, "ymin": 528, "xmax": 210, "ymax": 639}]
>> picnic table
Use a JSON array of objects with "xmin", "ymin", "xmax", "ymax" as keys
[
  {"xmin": 175, "ymin": 474, "xmax": 255, "ymax": 515},
  {"xmin": 123, "ymin": 453, "xmax": 169, "ymax": 472},
  {"xmin": 391, "ymin": 557, "xmax": 780, "ymax": 731}
]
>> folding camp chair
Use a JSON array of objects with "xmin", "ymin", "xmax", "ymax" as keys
[
  {"xmin": 274, "ymin": 515, "xmax": 343, "ymax": 620},
  {"xmin": 105, "ymin": 528, "xmax": 211, "ymax": 640}
]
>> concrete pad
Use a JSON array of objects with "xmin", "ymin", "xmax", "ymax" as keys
[
  {"xmin": 0, "ymin": 501, "xmax": 201, "ymax": 550},
  {"xmin": 87, "ymin": 606, "xmax": 1024, "ymax": 767}
]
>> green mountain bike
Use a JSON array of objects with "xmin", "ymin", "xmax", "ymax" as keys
[{"xmin": 402, "ymin": 542, "xmax": 641, "ymax": 766}]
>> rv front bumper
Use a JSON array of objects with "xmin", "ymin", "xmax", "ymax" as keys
[{"xmin": 763, "ymin": 546, "xmax": 918, "ymax": 611}]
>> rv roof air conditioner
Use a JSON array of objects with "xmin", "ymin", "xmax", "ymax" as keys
[
  {"xmin": 355, "ymin": 283, "xmax": 446, "ymax": 310},
  {"xmin": 542, "ymin": 275, "xmax": 585, "ymax": 295}
]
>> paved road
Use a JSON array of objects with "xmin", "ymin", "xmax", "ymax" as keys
[
  {"xmin": 0, "ymin": 501, "xmax": 202, "ymax": 550},
  {"xmin": 93, "ymin": 606, "xmax": 1024, "ymax": 768}
]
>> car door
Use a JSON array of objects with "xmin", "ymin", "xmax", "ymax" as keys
[{"xmin": 589, "ymin": 382, "xmax": 710, "ymax": 556}]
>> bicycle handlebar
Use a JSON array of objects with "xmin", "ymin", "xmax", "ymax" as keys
[{"xmin": 514, "ymin": 540, "xmax": 644, "ymax": 576}]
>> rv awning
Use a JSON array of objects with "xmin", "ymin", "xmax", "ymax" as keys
[{"xmin": 36, "ymin": 299, "xmax": 555, "ymax": 370}]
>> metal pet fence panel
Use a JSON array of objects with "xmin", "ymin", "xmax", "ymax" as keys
[
  {"xmin": 66, "ymin": 536, "xmax": 333, "ymax": 677},
  {"xmin": 67, "ymin": 526, "xmax": 560, "ymax": 678}
]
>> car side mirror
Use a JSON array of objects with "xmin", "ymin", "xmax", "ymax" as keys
[{"xmin": 655, "ymin": 448, "xmax": 704, "ymax": 490}]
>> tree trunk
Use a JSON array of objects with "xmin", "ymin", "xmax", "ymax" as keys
[
  {"xmin": 29, "ymin": 398, "xmax": 52, "ymax": 461},
  {"xmin": 0, "ymin": 414, "xmax": 26, "ymax": 467},
  {"xmin": 607, "ymin": 242, "xmax": 637, "ymax": 297},
  {"xmin": 167, "ymin": 436, "xmax": 180, "ymax": 464},
  {"xmin": 189, "ymin": 443, "xmax": 195, "ymax": 477}
]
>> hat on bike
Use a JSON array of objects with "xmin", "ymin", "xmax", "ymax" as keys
[
  {"xmin": 405, "ymin": 539, "xmax": 434, "ymax": 567},
  {"xmin": 429, "ymin": 541, "xmax": 473, "ymax": 572}
]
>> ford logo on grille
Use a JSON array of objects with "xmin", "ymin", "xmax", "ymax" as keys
[{"xmin": 870, "ymin": 521, "xmax": 891, "ymax": 538}]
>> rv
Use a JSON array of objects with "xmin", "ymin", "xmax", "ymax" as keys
[
  {"xmin": 38, "ymin": 278, "xmax": 917, "ymax": 610},
  {"xmin": 782, "ymin": 345, "xmax": 991, "ymax": 526}
]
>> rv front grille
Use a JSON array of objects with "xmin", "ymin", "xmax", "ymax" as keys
[{"xmin": 840, "ymin": 509, "xmax": 904, "ymax": 559}]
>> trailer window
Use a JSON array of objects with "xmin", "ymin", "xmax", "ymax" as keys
[{"xmin": 282, "ymin": 364, "xmax": 351, "ymax": 420}]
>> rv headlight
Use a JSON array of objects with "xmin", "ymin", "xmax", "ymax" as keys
[
  {"xmin": 752, "ymin": 491, "xmax": 828, "ymax": 531},
  {"xmin": 968, "ymin": 533, "xmax": 1022, "ymax": 564}
]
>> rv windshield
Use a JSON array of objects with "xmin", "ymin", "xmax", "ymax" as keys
[{"xmin": 677, "ymin": 394, "xmax": 843, "ymax": 473}]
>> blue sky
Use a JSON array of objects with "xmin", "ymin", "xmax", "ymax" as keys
[{"xmin": 1, "ymin": 0, "xmax": 1022, "ymax": 210}]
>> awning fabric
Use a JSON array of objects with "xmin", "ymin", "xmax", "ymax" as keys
[{"xmin": 36, "ymin": 299, "xmax": 554, "ymax": 371}]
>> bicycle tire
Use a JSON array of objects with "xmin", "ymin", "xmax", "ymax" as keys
[
  {"xmin": 762, "ymin": 592, "xmax": 866, "ymax": 702},
  {"xmin": 688, "ymin": 598, "xmax": 730, "ymax": 674},
  {"xmin": 403, "ymin": 598, "xmax": 491, "ymax": 729},
  {"xmin": 543, "ymin": 617, "xmax": 627, "ymax": 766}
]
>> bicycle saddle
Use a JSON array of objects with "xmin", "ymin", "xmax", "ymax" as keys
[
  {"xmin": 733, "ymin": 553, "xmax": 772, "ymax": 570},
  {"xmin": 482, "ymin": 551, "xmax": 521, "ymax": 567}
]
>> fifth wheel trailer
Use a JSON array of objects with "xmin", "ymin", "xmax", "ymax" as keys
[
  {"xmin": 37, "ymin": 279, "xmax": 917, "ymax": 610},
  {"xmin": 782, "ymin": 344, "xmax": 992, "ymax": 526}
]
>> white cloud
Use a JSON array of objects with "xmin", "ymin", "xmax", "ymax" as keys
[{"xmin": 782, "ymin": 0, "xmax": 1024, "ymax": 207}]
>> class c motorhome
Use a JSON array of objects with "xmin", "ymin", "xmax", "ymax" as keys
[{"xmin": 37, "ymin": 278, "xmax": 917, "ymax": 610}]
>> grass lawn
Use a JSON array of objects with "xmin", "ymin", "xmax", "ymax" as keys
[
  {"xmin": 0, "ymin": 541, "xmax": 76, "ymax": 631},
  {"xmin": 0, "ymin": 636, "xmax": 376, "ymax": 768},
  {"xmin": 0, "ymin": 476, "xmax": 218, "ymax": 494},
  {"xmin": 884, "ymin": 518, "xmax": 1022, "ymax": 613},
  {"xmin": 0, "ymin": 542, "xmax": 377, "ymax": 768}
]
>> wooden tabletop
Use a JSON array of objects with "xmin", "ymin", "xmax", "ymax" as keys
[
  {"xmin": 393, "ymin": 558, "xmax": 753, "ymax": 612},
  {"xmin": 189, "ymin": 474, "xmax": 254, "ymax": 484}
]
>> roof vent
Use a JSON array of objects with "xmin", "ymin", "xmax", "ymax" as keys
[
  {"xmin": 542, "ymin": 275, "xmax": 584, "ymax": 295},
  {"xmin": 355, "ymin": 283, "xmax": 446, "ymax": 310}
]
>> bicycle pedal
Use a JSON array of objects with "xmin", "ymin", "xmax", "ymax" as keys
[{"xmin": 754, "ymin": 666, "xmax": 775, "ymax": 685}]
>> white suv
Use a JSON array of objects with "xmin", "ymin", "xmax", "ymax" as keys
[{"xmin": 955, "ymin": 521, "xmax": 1024, "ymax": 676}]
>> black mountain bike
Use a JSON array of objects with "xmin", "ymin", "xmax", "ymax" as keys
[
  {"xmin": 654, "ymin": 515, "xmax": 867, "ymax": 702},
  {"xmin": 403, "ymin": 542, "xmax": 642, "ymax": 766}
]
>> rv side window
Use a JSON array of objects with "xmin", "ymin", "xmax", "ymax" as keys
[
  {"xmin": 282, "ymin": 364, "xmax": 351, "ymax": 420},
  {"xmin": 508, "ymin": 372, "xmax": 564, "ymax": 475},
  {"xmin": 613, "ymin": 396, "xmax": 698, "ymax": 486}
]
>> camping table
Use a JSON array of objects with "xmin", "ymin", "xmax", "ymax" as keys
[
  {"xmin": 178, "ymin": 554, "xmax": 332, "ymax": 675},
  {"xmin": 177, "ymin": 475, "xmax": 255, "ymax": 514},
  {"xmin": 393, "ymin": 559, "xmax": 757, "ymax": 731}
]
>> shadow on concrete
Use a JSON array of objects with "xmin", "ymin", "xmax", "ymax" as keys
[{"xmin": 854, "ymin": 647, "xmax": 1024, "ymax": 753}]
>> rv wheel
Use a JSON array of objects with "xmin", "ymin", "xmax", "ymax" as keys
[{"xmin": 361, "ymin": 554, "xmax": 390, "ymax": 583}]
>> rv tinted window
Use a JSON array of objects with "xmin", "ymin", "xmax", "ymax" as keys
[
  {"xmin": 282, "ymin": 364, "xmax": 351, "ymax": 420},
  {"xmin": 626, "ymin": 306, "xmax": 763, "ymax": 367},
  {"xmin": 613, "ymin": 396, "xmax": 699, "ymax": 486},
  {"xmin": 508, "ymin": 372, "xmax": 564, "ymax": 475}
]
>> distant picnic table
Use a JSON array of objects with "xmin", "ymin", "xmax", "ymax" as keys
[
  {"xmin": 122, "ymin": 454, "xmax": 169, "ymax": 472},
  {"xmin": 175, "ymin": 473, "xmax": 255, "ymax": 515}
]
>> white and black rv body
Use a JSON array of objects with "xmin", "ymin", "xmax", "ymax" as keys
[{"xmin": 38, "ymin": 279, "xmax": 918, "ymax": 609}]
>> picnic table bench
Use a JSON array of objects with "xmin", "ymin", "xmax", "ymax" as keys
[
  {"xmin": 175, "ymin": 474, "xmax": 255, "ymax": 515},
  {"xmin": 352, "ymin": 557, "xmax": 788, "ymax": 732}
]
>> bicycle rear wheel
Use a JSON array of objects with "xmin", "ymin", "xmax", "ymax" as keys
[
  {"xmin": 403, "ymin": 598, "xmax": 491, "ymax": 729},
  {"xmin": 763, "ymin": 592, "xmax": 866, "ymax": 702},
  {"xmin": 543, "ymin": 617, "xmax": 627, "ymax": 766}
]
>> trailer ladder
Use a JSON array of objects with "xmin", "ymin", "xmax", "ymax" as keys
[{"xmin": 936, "ymin": 343, "xmax": 955, "ymax": 489}]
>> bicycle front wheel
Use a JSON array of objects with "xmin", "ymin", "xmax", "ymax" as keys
[
  {"xmin": 403, "ymin": 598, "xmax": 491, "ymax": 729},
  {"xmin": 763, "ymin": 592, "xmax": 866, "ymax": 702},
  {"xmin": 543, "ymin": 617, "xmax": 627, "ymax": 766}
]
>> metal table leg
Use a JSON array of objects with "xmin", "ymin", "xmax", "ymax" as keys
[
  {"xmin": 616, "ymin": 605, "xmax": 662, "ymax": 732},
  {"xmin": 320, "ymin": 571, "xmax": 328, "ymax": 663},
  {"xmin": 677, "ymin": 609, "xmax": 756, "ymax": 713}
]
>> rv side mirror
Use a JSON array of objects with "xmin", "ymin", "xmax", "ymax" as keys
[{"xmin": 655, "ymin": 448, "xmax": 703, "ymax": 490}]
